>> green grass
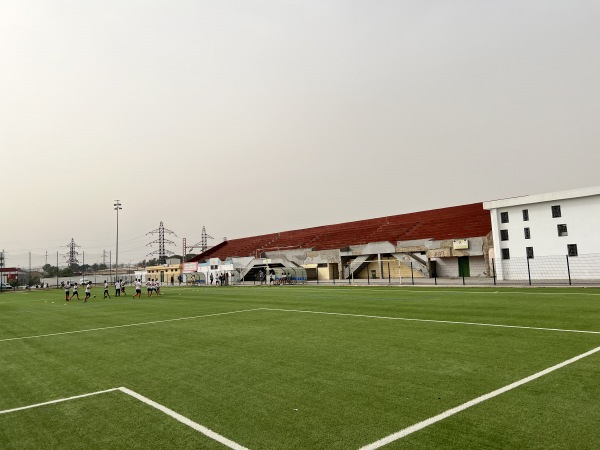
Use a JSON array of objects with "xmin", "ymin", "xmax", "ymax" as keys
[{"xmin": 1, "ymin": 286, "xmax": 599, "ymax": 449}]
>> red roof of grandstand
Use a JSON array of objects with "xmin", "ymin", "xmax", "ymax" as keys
[{"xmin": 189, "ymin": 202, "xmax": 491, "ymax": 262}]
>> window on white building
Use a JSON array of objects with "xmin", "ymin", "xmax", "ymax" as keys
[
  {"xmin": 522, "ymin": 209, "xmax": 529, "ymax": 221},
  {"xmin": 501, "ymin": 248, "xmax": 510, "ymax": 260},
  {"xmin": 500, "ymin": 212, "xmax": 509, "ymax": 223},
  {"xmin": 557, "ymin": 224, "xmax": 568, "ymax": 237},
  {"xmin": 500, "ymin": 230, "xmax": 509, "ymax": 241},
  {"xmin": 551, "ymin": 205, "xmax": 562, "ymax": 218},
  {"xmin": 567, "ymin": 244, "xmax": 578, "ymax": 257},
  {"xmin": 524, "ymin": 227, "xmax": 531, "ymax": 239},
  {"xmin": 526, "ymin": 247, "xmax": 534, "ymax": 259}
]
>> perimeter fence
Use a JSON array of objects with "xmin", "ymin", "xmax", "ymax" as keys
[
  {"xmin": 3, "ymin": 251, "xmax": 600, "ymax": 289},
  {"xmin": 0, "ymin": 250, "xmax": 135, "ymax": 289},
  {"xmin": 306, "ymin": 253, "xmax": 600, "ymax": 287}
]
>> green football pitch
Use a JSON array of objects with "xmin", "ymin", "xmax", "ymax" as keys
[{"xmin": 1, "ymin": 285, "xmax": 599, "ymax": 449}]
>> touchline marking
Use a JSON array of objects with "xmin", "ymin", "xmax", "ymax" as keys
[
  {"xmin": 259, "ymin": 308, "xmax": 600, "ymax": 335},
  {"xmin": 0, "ymin": 308, "xmax": 262, "ymax": 343},
  {"xmin": 0, "ymin": 387, "xmax": 249, "ymax": 450},
  {"xmin": 250, "ymin": 286, "xmax": 600, "ymax": 296},
  {"xmin": 393, "ymin": 288, "xmax": 600, "ymax": 297},
  {"xmin": 359, "ymin": 343, "xmax": 600, "ymax": 449}
]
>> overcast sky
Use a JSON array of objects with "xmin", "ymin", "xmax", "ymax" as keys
[{"xmin": 1, "ymin": 1, "xmax": 599, "ymax": 268}]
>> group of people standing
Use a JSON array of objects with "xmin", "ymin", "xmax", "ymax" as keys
[
  {"xmin": 63, "ymin": 279, "xmax": 162, "ymax": 302},
  {"xmin": 209, "ymin": 272, "xmax": 233, "ymax": 286},
  {"xmin": 259, "ymin": 268, "xmax": 292, "ymax": 285}
]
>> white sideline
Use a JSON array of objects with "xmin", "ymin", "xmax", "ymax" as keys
[
  {"xmin": 359, "ymin": 343, "xmax": 600, "ymax": 449},
  {"xmin": 0, "ymin": 387, "xmax": 248, "ymax": 450},
  {"xmin": 231, "ymin": 286, "xmax": 600, "ymax": 296},
  {"xmin": 258, "ymin": 308, "xmax": 600, "ymax": 335},
  {"xmin": 389, "ymin": 289, "xmax": 600, "ymax": 297},
  {"xmin": 0, "ymin": 308, "xmax": 262, "ymax": 343}
]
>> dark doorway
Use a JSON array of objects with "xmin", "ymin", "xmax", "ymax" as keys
[{"xmin": 458, "ymin": 257, "xmax": 470, "ymax": 277}]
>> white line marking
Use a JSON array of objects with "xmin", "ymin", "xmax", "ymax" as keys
[
  {"xmin": 359, "ymin": 343, "xmax": 600, "ymax": 449},
  {"xmin": 391, "ymin": 288, "xmax": 600, "ymax": 296},
  {"xmin": 0, "ymin": 387, "xmax": 248, "ymax": 449},
  {"xmin": 0, "ymin": 388, "xmax": 120, "ymax": 415},
  {"xmin": 0, "ymin": 308, "xmax": 262, "ymax": 343},
  {"xmin": 259, "ymin": 308, "xmax": 600, "ymax": 335},
  {"xmin": 252, "ymin": 285, "xmax": 600, "ymax": 296},
  {"xmin": 118, "ymin": 387, "xmax": 249, "ymax": 450}
]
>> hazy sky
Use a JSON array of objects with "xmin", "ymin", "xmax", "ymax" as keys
[{"xmin": 2, "ymin": 1, "xmax": 599, "ymax": 268}]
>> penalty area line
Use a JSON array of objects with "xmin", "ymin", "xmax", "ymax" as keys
[
  {"xmin": 0, "ymin": 308, "xmax": 263, "ymax": 344},
  {"xmin": 118, "ymin": 387, "xmax": 249, "ymax": 450},
  {"xmin": 0, "ymin": 387, "xmax": 248, "ymax": 450},
  {"xmin": 359, "ymin": 343, "xmax": 600, "ymax": 449}
]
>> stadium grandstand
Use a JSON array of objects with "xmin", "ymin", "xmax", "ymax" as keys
[{"xmin": 189, "ymin": 203, "xmax": 492, "ymax": 282}]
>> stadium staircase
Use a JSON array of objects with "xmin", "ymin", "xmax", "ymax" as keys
[
  {"xmin": 393, "ymin": 253, "xmax": 429, "ymax": 277},
  {"xmin": 343, "ymin": 255, "xmax": 372, "ymax": 279},
  {"xmin": 237, "ymin": 257, "xmax": 302, "ymax": 281}
]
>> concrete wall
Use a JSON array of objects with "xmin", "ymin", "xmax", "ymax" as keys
[
  {"xmin": 231, "ymin": 237, "xmax": 493, "ymax": 280},
  {"xmin": 354, "ymin": 260, "xmax": 424, "ymax": 280}
]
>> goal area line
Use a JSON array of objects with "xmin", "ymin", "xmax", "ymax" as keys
[{"xmin": 0, "ymin": 386, "xmax": 248, "ymax": 450}]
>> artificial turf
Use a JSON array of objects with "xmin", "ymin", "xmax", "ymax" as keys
[{"xmin": 1, "ymin": 285, "xmax": 599, "ymax": 449}]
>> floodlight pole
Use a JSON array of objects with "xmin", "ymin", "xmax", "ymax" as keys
[
  {"xmin": 114, "ymin": 200, "xmax": 122, "ymax": 283},
  {"xmin": 0, "ymin": 250, "xmax": 4, "ymax": 292}
]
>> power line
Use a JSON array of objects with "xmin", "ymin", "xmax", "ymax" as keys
[
  {"xmin": 63, "ymin": 238, "xmax": 80, "ymax": 266},
  {"xmin": 188, "ymin": 226, "xmax": 214, "ymax": 253},
  {"xmin": 146, "ymin": 222, "xmax": 177, "ymax": 264}
]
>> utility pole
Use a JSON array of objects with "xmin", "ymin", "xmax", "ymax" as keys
[
  {"xmin": 0, "ymin": 250, "xmax": 4, "ymax": 292},
  {"xmin": 114, "ymin": 200, "xmax": 122, "ymax": 281}
]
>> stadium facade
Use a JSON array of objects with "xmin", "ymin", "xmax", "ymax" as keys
[
  {"xmin": 187, "ymin": 186, "xmax": 600, "ymax": 283},
  {"xmin": 189, "ymin": 203, "xmax": 493, "ymax": 282}
]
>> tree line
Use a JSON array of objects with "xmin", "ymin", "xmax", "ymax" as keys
[{"xmin": 41, "ymin": 254, "xmax": 197, "ymax": 277}]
